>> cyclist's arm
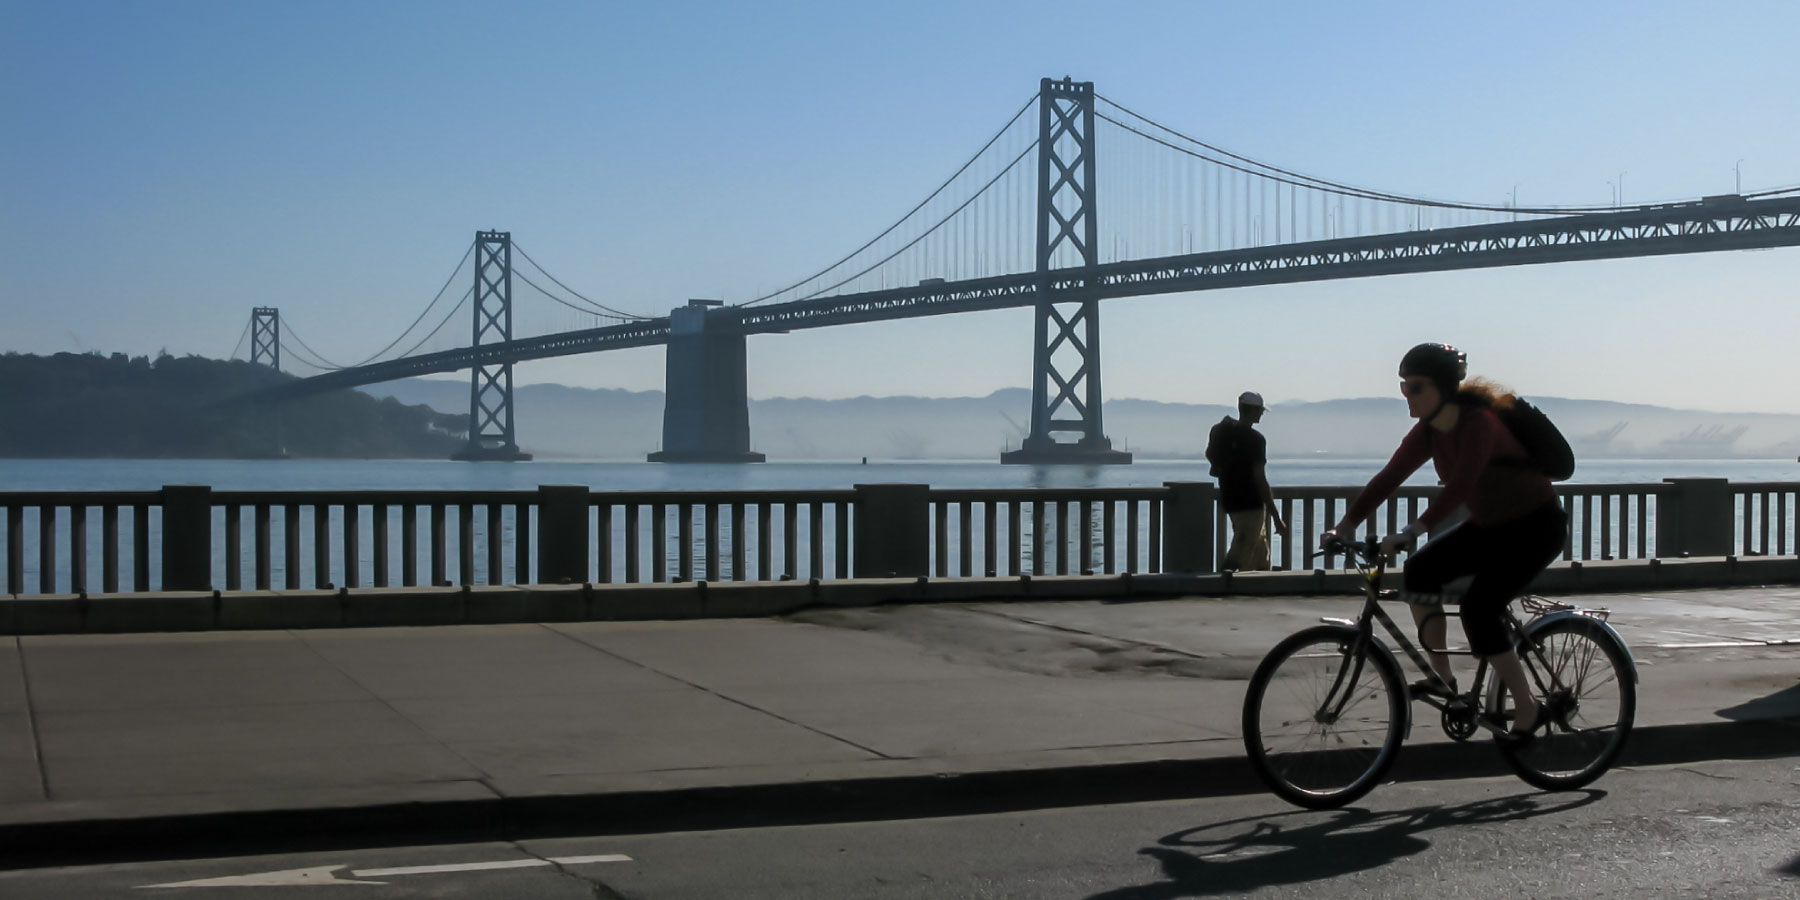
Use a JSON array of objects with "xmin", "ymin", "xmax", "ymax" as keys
[{"xmin": 1331, "ymin": 423, "xmax": 1430, "ymax": 535}]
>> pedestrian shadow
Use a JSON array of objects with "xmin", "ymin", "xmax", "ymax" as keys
[
  {"xmin": 1716, "ymin": 677, "xmax": 1800, "ymax": 720},
  {"xmin": 1085, "ymin": 791, "xmax": 1601, "ymax": 899}
]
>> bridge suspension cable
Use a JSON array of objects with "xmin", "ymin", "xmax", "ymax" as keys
[
  {"xmin": 512, "ymin": 242, "xmax": 654, "ymax": 321},
  {"xmin": 227, "ymin": 318, "xmax": 252, "ymax": 363},
  {"xmin": 759, "ymin": 139, "xmax": 1038, "ymax": 304},
  {"xmin": 736, "ymin": 92, "xmax": 1039, "ymax": 308},
  {"xmin": 1096, "ymin": 94, "xmax": 1798, "ymax": 214},
  {"xmin": 277, "ymin": 320, "xmax": 349, "ymax": 370},
  {"xmin": 270, "ymin": 240, "xmax": 477, "ymax": 372}
]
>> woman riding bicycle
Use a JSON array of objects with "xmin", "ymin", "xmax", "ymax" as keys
[{"xmin": 1321, "ymin": 342, "xmax": 1567, "ymax": 743}]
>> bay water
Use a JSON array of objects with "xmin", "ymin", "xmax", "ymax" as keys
[{"xmin": 3, "ymin": 457, "xmax": 1796, "ymax": 494}]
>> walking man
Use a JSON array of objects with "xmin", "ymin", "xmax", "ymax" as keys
[{"xmin": 1206, "ymin": 391, "xmax": 1286, "ymax": 571}]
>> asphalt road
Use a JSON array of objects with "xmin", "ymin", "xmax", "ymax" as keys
[{"xmin": 6, "ymin": 755, "xmax": 1796, "ymax": 898}]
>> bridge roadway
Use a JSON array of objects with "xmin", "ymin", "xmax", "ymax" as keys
[
  {"xmin": 253, "ymin": 194, "xmax": 1800, "ymax": 402},
  {"xmin": 1, "ymin": 574, "xmax": 1796, "ymax": 867}
]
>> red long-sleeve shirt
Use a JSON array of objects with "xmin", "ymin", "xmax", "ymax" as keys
[{"xmin": 1342, "ymin": 406, "xmax": 1556, "ymax": 531}]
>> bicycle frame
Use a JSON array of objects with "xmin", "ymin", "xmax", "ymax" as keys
[{"xmin": 1316, "ymin": 540, "xmax": 1634, "ymax": 742}]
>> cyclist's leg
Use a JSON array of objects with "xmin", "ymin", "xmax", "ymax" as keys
[
  {"xmin": 1461, "ymin": 502, "xmax": 1569, "ymax": 732},
  {"xmin": 1401, "ymin": 523, "xmax": 1483, "ymax": 686}
]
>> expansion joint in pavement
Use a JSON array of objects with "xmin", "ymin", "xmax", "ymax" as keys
[
  {"xmin": 960, "ymin": 605, "xmax": 1214, "ymax": 660},
  {"xmin": 534, "ymin": 623, "xmax": 898, "ymax": 761},
  {"xmin": 512, "ymin": 841, "xmax": 631, "ymax": 900},
  {"xmin": 283, "ymin": 629, "xmax": 503, "ymax": 782},
  {"xmin": 11, "ymin": 635, "xmax": 49, "ymax": 802}
]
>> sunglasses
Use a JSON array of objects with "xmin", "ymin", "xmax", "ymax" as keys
[{"xmin": 1401, "ymin": 380, "xmax": 1434, "ymax": 397}]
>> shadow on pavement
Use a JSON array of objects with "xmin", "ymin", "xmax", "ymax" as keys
[
  {"xmin": 1085, "ymin": 791, "xmax": 1602, "ymax": 899},
  {"xmin": 1716, "ymin": 678, "xmax": 1800, "ymax": 720}
]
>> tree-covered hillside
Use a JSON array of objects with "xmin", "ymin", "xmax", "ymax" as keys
[{"xmin": 0, "ymin": 352, "xmax": 467, "ymax": 458}]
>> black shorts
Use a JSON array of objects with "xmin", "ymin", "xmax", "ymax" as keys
[{"xmin": 1402, "ymin": 500, "xmax": 1567, "ymax": 656}]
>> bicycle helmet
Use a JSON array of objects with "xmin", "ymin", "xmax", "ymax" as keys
[{"xmin": 1398, "ymin": 343, "xmax": 1466, "ymax": 395}]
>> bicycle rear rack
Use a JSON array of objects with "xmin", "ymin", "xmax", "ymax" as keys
[{"xmin": 1521, "ymin": 594, "xmax": 1611, "ymax": 622}]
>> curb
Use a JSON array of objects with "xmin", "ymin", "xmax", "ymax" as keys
[{"xmin": 3, "ymin": 716, "xmax": 1795, "ymax": 870}]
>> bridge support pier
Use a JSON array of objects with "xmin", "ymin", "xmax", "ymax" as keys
[{"xmin": 648, "ymin": 301, "xmax": 765, "ymax": 463}]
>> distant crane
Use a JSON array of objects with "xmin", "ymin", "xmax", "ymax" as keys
[{"xmin": 999, "ymin": 410, "xmax": 1029, "ymax": 453}]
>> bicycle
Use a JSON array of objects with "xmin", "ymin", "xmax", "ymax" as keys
[{"xmin": 1240, "ymin": 536, "xmax": 1637, "ymax": 809}]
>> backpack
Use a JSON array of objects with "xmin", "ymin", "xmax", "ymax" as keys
[
  {"xmin": 1204, "ymin": 416, "xmax": 1236, "ymax": 477},
  {"xmin": 1495, "ymin": 398, "xmax": 1576, "ymax": 481}
]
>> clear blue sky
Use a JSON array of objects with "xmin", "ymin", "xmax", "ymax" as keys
[{"xmin": 4, "ymin": 0, "xmax": 1797, "ymax": 413}]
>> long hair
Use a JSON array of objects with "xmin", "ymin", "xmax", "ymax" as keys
[{"xmin": 1454, "ymin": 376, "xmax": 1517, "ymax": 411}]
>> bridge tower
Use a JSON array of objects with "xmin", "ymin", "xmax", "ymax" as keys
[
  {"xmin": 249, "ymin": 307, "xmax": 280, "ymax": 371},
  {"xmin": 647, "ymin": 300, "xmax": 765, "ymax": 463},
  {"xmin": 452, "ymin": 231, "xmax": 532, "ymax": 461},
  {"xmin": 1000, "ymin": 77, "xmax": 1131, "ymax": 464},
  {"xmin": 245, "ymin": 307, "xmax": 288, "ymax": 457}
]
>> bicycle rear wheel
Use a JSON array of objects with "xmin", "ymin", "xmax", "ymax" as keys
[
  {"xmin": 1242, "ymin": 625, "xmax": 1407, "ymax": 809},
  {"xmin": 1500, "ymin": 615, "xmax": 1636, "ymax": 791}
]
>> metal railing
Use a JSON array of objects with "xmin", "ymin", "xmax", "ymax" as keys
[
  {"xmin": 3, "ymin": 479, "xmax": 1793, "ymax": 595},
  {"xmin": 927, "ymin": 488, "xmax": 1166, "ymax": 576},
  {"xmin": 1733, "ymin": 482, "xmax": 1797, "ymax": 557}
]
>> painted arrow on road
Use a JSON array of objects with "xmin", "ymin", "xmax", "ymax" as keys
[{"xmin": 138, "ymin": 854, "xmax": 632, "ymax": 888}]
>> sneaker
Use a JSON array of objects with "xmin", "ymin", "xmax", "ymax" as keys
[{"xmin": 1408, "ymin": 678, "xmax": 1458, "ymax": 700}]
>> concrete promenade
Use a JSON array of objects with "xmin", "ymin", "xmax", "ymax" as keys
[{"xmin": 2, "ymin": 584, "xmax": 1797, "ymax": 867}]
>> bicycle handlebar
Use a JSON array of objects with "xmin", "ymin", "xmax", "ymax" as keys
[{"xmin": 1315, "ymin": 535, "xmax": 1383, "ymax": 565}]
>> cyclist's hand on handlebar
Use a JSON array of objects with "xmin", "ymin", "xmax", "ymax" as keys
[
  {"xmin": 1319, "ymin": 529, "xmax": 1348, "ymax": 553},
  {"xmin": 1378, "ymin": 530, "xmax": 1417, "ymax": 559}
]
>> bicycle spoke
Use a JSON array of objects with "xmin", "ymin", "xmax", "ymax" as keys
[
  {"xmin": 1244, "ymin": 627, "xmax": 1405, "ymax": 808},
  {"xmin": 1502, "ymin": 617, "xmax": 1635, "ymax": 791}
]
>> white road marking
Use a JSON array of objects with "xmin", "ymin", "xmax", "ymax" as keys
[
  {"xmin": 354, "ymin": 855, "xmax": 632, "ymax": 877},
  {"xmin": 352, "ymin": 859, "xmax": 548, "ymax": 877},
  {"xmin": 138, "ymin": 854, "xmax": 631, "ymax": 888},
  {"xmin": 138, "ymin": 866, "xmax": 380, "ymax": 888},
  {"xmin": 1655, "ymin": 641, "xmax": 1766, "ymax": 649},
  {"xmin": 545, "ymin": 854, "xmax": 635, "ymax": 865}
]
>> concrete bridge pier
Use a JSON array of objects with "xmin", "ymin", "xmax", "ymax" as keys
[{"xmin": 648, "ymin": 301, "xmax": 766, "ymax": 463}]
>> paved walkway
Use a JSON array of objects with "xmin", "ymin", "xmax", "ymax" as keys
[{"xmin": 3, "ymin": 586, "xmax": 1798, "ymax": 865}]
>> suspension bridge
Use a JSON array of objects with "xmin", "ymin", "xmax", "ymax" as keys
[{"xmin": 235, "ymin": 77, "xmax": 1800, "ymax": 463}]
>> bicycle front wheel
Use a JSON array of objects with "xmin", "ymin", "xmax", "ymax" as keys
[
  {"xmin": 1242, "ymin": 625, "xmax": 1407, "ymax": 809},
  {"xmin": 1500, "ymin": 615, "xmax": 1636, "ymax": 791}
]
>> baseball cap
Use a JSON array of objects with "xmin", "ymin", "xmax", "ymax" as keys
[{"xmin": 1238, "ymin": 391, "xmax": 1266, "ymax": 409}]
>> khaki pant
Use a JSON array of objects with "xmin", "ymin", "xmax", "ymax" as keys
[{"xmin": 1224, "ymin": 508, "xmax": 1270, "ymax": 571}]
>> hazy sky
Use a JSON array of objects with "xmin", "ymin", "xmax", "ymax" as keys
[{"xmin": 4, "ymin": 1, "xmax": 1797, "ymax": 413}]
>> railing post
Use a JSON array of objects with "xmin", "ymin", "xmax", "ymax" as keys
[
  {"xmin": 1656, "ymin": 477, "xmax": 1733, "ymax": 558},
  {"xmin": 536, "ymin": 485, "xmax": 590, "ymax": 584},
  {"xmin": 160, "ymin": 484, "xmax": 213, "ymax": 591},
  {"xmin": 852, "ymin": 484, "xmax": 929, "ymax": 577},
  {"xmin": 1161, "ymin": 481, "xmax": 1218, "ymax": 573}
]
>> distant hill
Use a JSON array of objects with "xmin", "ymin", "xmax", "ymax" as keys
[
  {"xmin": 366, "ymin": 379, "xmax": 1800, "ymax": 461},
  {"xmin": 0, "ymin": 352, "xmax": 467, "ymax": 459}
]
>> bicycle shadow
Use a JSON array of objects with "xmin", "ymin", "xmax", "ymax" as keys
[{"xmin": 1085, "ymin": 790, "xmax": 1602, "ymax": 899}]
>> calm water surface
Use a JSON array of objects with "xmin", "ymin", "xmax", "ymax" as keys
[{"xmin": 1, "ymin": 457, "xmax": 1795, "ymax": 493}]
